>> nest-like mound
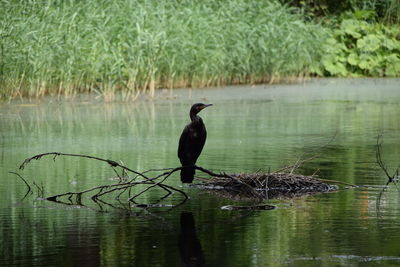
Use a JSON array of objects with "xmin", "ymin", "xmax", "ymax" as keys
[{"xmin": 200, "ymin": 172, "xmax": 338, "ymax": 200}]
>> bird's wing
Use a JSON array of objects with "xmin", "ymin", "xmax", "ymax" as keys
[{"xmin": 178, "ymin": 125, "xmax": 190, "ymax": 161}]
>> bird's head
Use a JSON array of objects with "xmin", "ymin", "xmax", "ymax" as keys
[{"xmin": 190, "ymin": 103, "xmax": 213, "ymax": 116}]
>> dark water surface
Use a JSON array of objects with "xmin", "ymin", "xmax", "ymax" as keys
[{"xmin": 1, "ymin": 78, "xmax": 400, "ymax": 266}]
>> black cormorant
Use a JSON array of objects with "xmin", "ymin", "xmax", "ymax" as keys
[{"xmin": 178, "ymin": 103, "xmax": 212, "ymax": 183}]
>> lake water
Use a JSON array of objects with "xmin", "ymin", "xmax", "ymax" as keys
[{"xmin": 1, "ymin": 78, "xmax": 400, "ymax": 266}]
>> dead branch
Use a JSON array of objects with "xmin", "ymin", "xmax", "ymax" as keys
[
  {"xmin": 17, "ymin": 152, "xmax": 189, "ymax": 207},
  {"xmin": 19, "ymin": 152, "xmax": 151, "ymax": 180},
  {"xmin": 195, "ymin": 166, "xmax": 264, "ymax": 200},
  {"xmin": 376, "ymin": 134, "xmax": 394, "ymax": 184},
  {"xmin": 374, "ymin": 134, "xmax": 400, "ymax": 215},
  {"xmin": 15, "ymin": 152, "xmax": 247, "ymax": 208},
  {"xmin": 15, "ymin": 147, "xmax": 349, "ymax": 211},
  {"xmin": 221, "ymin": 204, "xmax": 276, "ymax": 210},
  {"xmin": 14, "ymin": 132, "xmax": 400, "ymax": 213},
  {"xmin": 376, "ymin": 134, "xmax": 399, "ymax": 185},
  {"xmin": 308, "ymin": 177, "xmax": 357, "ymax": 187},
  {"xmin": 201, "ymin": 172, "xmax": 340, "ymax": 200},
  {"xmin": 9, "ymin": 171, "xmax": 32, "ymax": 199}
]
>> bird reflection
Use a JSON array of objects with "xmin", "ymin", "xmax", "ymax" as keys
[{"xmin": 179, "ymin": 212, "xmax": 205, "ymax": 266}]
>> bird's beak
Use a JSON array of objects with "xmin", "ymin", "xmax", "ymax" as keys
[{"xmin": 202, "ymin": 104, "xmax": 213, "ymax": 109}]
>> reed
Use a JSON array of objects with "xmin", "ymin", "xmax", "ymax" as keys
[
  {"xmin": 0, "ymin": 0, "xmax": 327, "ymax": 100},
  {"xmin": 384, "ymin": 0, "xmax": 400, "ymax": 24}
]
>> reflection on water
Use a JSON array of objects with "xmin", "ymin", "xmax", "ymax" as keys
[
  {"xmin": 179, "ymin": 212, "xmax": 205, "ymax": 266},
  {"xmin": 1, "ymin": 78, "xmax": 400, "ymax": 266}
]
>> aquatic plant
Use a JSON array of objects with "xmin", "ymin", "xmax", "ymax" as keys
[{"xmin": 0, "ymin": 0, "xmax": 325, "ymax": 100}]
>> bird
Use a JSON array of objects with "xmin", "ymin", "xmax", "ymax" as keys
[{"xmin": 178, "ymin": 103, "xmax": 212, "ymax": 183}]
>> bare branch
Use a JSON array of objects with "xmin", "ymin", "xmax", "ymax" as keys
[
  {"xmin": 376, "ymin": 134, "xmax": 394, "ymax": 183},
  {"xmin": 16, "ymin": 150, "xmax": 347, "ymax": 210},
  {"xmin": 19, "ymin": 152, "xmax": 151, "ymax": 180},
  {"xmin": 195, "ymin": 166, "xmax": 264, "ymax": 199},
  {"xmin": 9, "ymin": 172, "xmax": 32, "ymax": 199}
]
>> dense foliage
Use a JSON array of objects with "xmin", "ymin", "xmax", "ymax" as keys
[
  {"xmin": 0, "ymin": 0, "xmax": 325, "ymax": 99},
  {"xmin": 318, "ymin": 19, "xmax": 400, "ymax": 77},
  {"xmin": 0, "ymin": 0, "xmax": 399, "ymax": 99},
  {"xmin": 281, "ymin": 0, "xmax": 400, "ymax": 24}
]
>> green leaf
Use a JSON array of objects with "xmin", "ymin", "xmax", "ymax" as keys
[
  {"xmin": 337, "ymin": 55, "xmax": 347, "ymax": 62},
  {"xmin": 353, "ymin": 9, "xmax": 376, "ymax": 20},
  {"xmin": 324, "ymin": 17, "xmax": 400, "ymax": 77},
  {"xmin": 323, "ymin": 58, "xmax": 348, "ymax": 76},
  {"xmin": 382, "ymin": 38, "xmax": 400, "ymax": 51},
  {"xmin": 357, "ymin": 34, "xmax": 381, "ymax": 52},
  {"xmin": 347, "ymin": 53, "xmax": 359, "ymax": 66},
  {"xmin": 385, "ymin": 54, "xmax": 400, "ymax": 63},
  {"xmin": 383, "ymin": 54, "xmax": 400, "ymax": 76},
  {"xmin": 385, "ymin": 62, "xmax": 400, "ymax": 77},
  {"xmin": 340, "ymin": 19, "xmax": 362, "ymax": 38},
  {"xmin": 358, "ymin": 54, "xmax": 380, "ymax": 70}
]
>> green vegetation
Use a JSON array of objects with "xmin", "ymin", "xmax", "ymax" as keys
[
  {"xmin": 385, "ymin": 0, "xmax": 400, "ymax": 24},
  {"xmin": 282, "ymin": 0, "xmax": 400, "ymax": 24},
  {"xmin": 318, "ymin": 19, "xmax": 400, "ymax": 77},
  {"xmin": 0, "ymin": 0, "xmax": 325, "ymax": 100},
  {"xmin": 1, "ymin": 0, "xmax": 399, "ymax": 100},
  {"xmin": 282, "ymin": 0, "xmax": 400, "ymax": 77}
]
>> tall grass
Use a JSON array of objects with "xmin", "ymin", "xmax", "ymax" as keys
[
  {"xmin": 384, "ymin": 0, "xmax": 400, "ymax": 24},
  {"xmin": 280, "ymin": 0, "xmax": 400, "ymax": 24},
  {"xmin": 0, "ymin": 0, "xmax": 327, "ymax": 100}
]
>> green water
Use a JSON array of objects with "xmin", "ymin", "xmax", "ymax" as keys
[{"xmin": 1, "ymin": 78, "xmax": 400, "ymax": 266}]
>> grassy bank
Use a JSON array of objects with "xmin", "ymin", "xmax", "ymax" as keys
[{"xmin": 0, "ymin": 0, "xmax": 326, "ymax": 100}]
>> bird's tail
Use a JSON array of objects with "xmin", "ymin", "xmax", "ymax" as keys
[{"xmin": 180, "ymin": 166, "xmax": 195, "ymax": 183}]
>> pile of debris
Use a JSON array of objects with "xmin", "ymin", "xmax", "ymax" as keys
[{"xmin": 200, "ymin": 172, "xmax": 339, "ymax": 199}]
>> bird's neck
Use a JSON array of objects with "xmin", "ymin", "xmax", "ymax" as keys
[{"xmin": 190, "ymin": 113, "xmax": 199, "ymax": 121}]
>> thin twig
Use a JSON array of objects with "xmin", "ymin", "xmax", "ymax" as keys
[
  {"xmin": 289, "ymin": 132, "xmax": 337, "ymax": 174},
  {"xmin": 128, "ymin": 168, "xmax": 180, "ymax": 201},
  {"xmin": 10, "ymin": 171, "xmax": 32, "ymax": 193},
  {"xmin": 19, "ymin": 152, "xmax": 151, "ymax": 180},
  {"xmin": 376, "ymin": 134, "xmax": 393, "ymax": 182},
  {"xmin": 195, "ymin": 166, "xmax": 263, "ymax": 199},
  {"xmin": 9, "ymin": 172, "xmax": 32, "ymax": 199}
]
